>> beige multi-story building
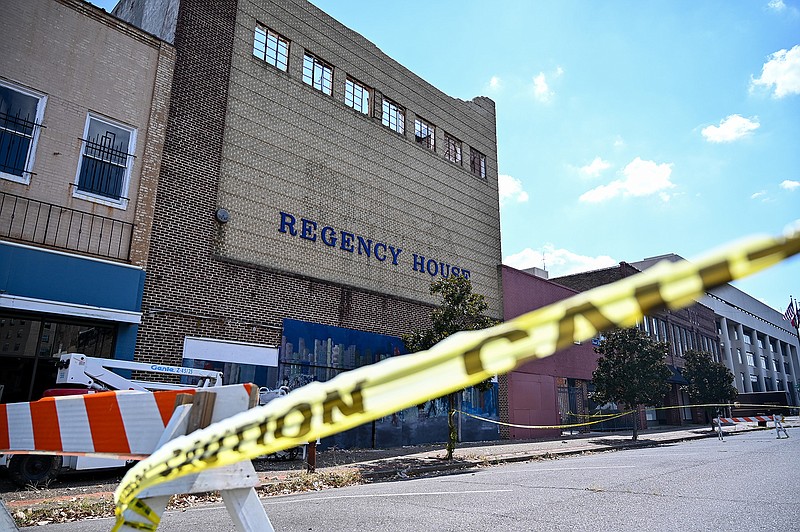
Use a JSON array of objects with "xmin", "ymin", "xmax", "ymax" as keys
[
  {"xmin": 0, "ymin": 0, "xmax": 174, "ymax": 403},
  {"xmin": 114, "ymin": 0, "xmax": 502, "ymax": 447}
]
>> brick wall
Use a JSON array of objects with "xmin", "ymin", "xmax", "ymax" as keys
[
  {"xmin": 0, "ymin": 0, "xmax": 167, "ymax": 227},
  {"xmin": 136, "ymin": 0, "xmax": 501, "ymax": 365}
]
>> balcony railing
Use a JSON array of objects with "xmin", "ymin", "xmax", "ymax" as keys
[{"xmin": 0, "ymin": 190, "xmax": 133, "ymax": 261}]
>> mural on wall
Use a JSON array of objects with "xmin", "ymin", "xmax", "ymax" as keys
[{"xmin": 280, "ymin": 319, "xmax": 499, "ymax": 448}]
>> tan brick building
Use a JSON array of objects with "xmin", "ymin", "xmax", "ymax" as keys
[
  {"xmin": 114, "ymin": 0, "xmax": 502, "ymax": 447},
  {"xmin": 0, "ymin": 0, "xmax": 174, "ymax": 402}
]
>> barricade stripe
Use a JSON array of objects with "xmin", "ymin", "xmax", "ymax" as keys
[
  {"xmin": 112, "ymin": 229, "xmax": 800, "ymax": 528},
  {"xmin": 85, "ymin": 392, "xmax": 130, "ymax": 455},
  {"xmin": 0, "ymin": 405, "xmax": 8, "ymax": 451},
  {"xmin": 117, "ymin": 392, "xmax": 170, "ymax": 455},
  {"xmin": 7, "ymin": 403, "xmax": 34, "ymax": 450},
  {"xmin": 30, "ymin": 397, "xmax": 62, "ymax": 452},
  {"xmin": 56, "ymin": 394, "xmax": 95, "ymax": 453}
]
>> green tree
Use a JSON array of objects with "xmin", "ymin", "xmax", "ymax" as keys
[
  {"xmin": 682, "ymin": 349, "xmax": 738, "ymax": 430},
  {"xmin": 402, "ymin": 276, "xmax": 497, "ymax": 460},
  {"xmin": 592, "ymin": 327, "xmax": 671, "ymax": 441}
]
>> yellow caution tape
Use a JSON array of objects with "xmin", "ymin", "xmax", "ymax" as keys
[
  {"xmin": 112, "ymin": 228, "xmax": 800, "ymax": 530},
  {"xmin": 457, "ymin": 409, "xmax": 637, "ymax": 429},
  {"xmin": 461, "ymin": 403, "xmax": 798, "ymax": 431}
]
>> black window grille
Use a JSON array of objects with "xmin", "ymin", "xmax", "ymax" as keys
[
  {"xmin": 77, "ymin": 131, "xmax": 132, "ymax": 200},
  {"xmin": 0, "ymin": 104, "xmax": 43, "ymax": 178}
]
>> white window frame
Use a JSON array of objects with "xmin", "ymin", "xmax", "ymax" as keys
[
  {"xmin": 0, "ymin": 79, "xmax": 47, "ymax": 185},
  {"xmin": 302, "ymin": 52, "xmax": 333, "ymax": 95},
  {"xmin": 345, "ymin": 77, "xmax": 371, "ymax": 115},
  {"xmin": 414, "ymin": 117, "xmax": 435, "ymax": 150},
  {"xmin": 470, "ymin": 147, "xmax": 486, "ymax": 178},
  {"xmin": 72, "ymin": 113, "xmax": 136, "ymax": 210},
  {"xmin": 253, "ymin": 25, "xmax": 289, "ymax": 72},
  {"xmin": 381, "ymin": 97, "xmax": 405, "ymax": 134},
  {"xmin": 444, "ymin": 133, "xmax": 462, "ymax": 165}
]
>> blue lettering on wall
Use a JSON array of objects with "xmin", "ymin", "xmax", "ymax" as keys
[
  {"xmin": 300, "ymin": 219, "xmax": 317, "ymax": 242},
  {"xmin": 277, "ymin": 210, "xmax": 471, "ymax": 280},
  {"xmin": 321, "ymin": 226, "xmax": 337, "ymax": 247},
  {"xmin": 374, "ymin": 243, "xmax": 387, "ymax": 261},
  {"xmin": 340, "ymin": 231, "xmax": 355, "ymax": 252}
]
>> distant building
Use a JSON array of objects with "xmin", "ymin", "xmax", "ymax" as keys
[
  {"xmin": 0, "ymin": 0, "xmax": 174, "ymax": 402},
  {"xmin": 552, "ymin": 254, "xmax": 800, "ymax": 424},
  {"xmin": 631, "ymin": 255, "xmax": 799, "ymax": 406},
  {"xmin": 553, "ymin": 260, "xmax": 720, "ymax": 426},
  {"xmin": 114, "ymin": 0, "xmax": 502, "ymax": 447}
]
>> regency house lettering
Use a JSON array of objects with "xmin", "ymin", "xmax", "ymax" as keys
[{"xmin": 278, "ymin": 211, "xmax": 470, "ymax": 279}]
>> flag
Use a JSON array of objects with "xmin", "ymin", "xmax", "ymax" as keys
[{"xmin": 786, "ymin": 301, "xmax": 798, "ymax": 328}]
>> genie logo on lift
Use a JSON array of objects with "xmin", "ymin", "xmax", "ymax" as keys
[
  {"xmin": 278, "ymin": 211, "xmax": 471, "ymax": 279},
  {"xmin": 150, "ymin": 364, "xmax": 194, "ymax": 375}
]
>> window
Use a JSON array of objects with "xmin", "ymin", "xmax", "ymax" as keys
[
  {"xmin": 785, "ymin": 362, "xmax": 791, "ymax": 375},
  {"xmin": 345, "ymin": 77, "xmax": 370, "ymax": 115},
  {"xmin": 444, "ymin": 133, "xmax": 462, "ymax": 164},
  {"xmin": 253, "ymin": 25, "xmax": 289, "ymax": 71},
  {"xmin": 737, "ymin": 348, "xmax": 743, "ymax": 364},
  {"xmin": 381, "ymin": 97, "xmax": 404, "ymax": 134},
  {"xmin": 302, "ymin": 53, "xmax": 333, "ymax": 95},
  {"xmin": 746, "ymin": 352, "xmax": 754, "ymax": 366},
  {"xmin": 0, "ymin": 80, "xmax": 46, "ymax": 184},
  {"xmin": 414, "ymin": 118, "xmax": 434, "ymax": 150},
  {"xmin": 470, "ymin": 147, "xmax": 486, "ymax": 179},
  {"xmin": 770, "ymin": 339, "xmax": 778, "ymax": 352},
  {"xmin": 760, "ymin": 355, "xmax": 767, "ymax": 369},
  {"xmin": 74, "ymin": 114, "xmax": 136, "ymax": 207},
  {"xmin": 743, "ymin": 331, "xmax": 751, "ymax": 344}
]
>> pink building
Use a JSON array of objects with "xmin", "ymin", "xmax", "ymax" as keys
[{"xmin": 500, "ymin": 266, "xmax": 601, "ymax": 439}]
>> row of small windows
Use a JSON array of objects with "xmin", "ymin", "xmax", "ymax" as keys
[
  {"xmin": 724, "ymin": 322, "xmax": 793, "ymax": 357},
  {"xmin": 0, "ymin": 79, "xmax": 136, "ymax": 208},
  {"xmin": 742, "ymin": 373, "xmax": 789, "ymax": 393},
  {"xmin": 252, "ymin": 24, "xmax": 488, "ymax": 180},
  {"xmin": 639, "ymin": 316, "xmax": 719, "ymax": 358},
  {"xmin": 736, "ymin": 348, "xmax": 792, "ymax": 375}
]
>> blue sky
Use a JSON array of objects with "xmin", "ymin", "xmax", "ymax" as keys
[{"xmin": 93, "ymin": 0, "xmax": 799, "ymax": 312}]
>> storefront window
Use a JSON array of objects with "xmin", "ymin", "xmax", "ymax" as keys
[{"xmin": 0, "ymin": 312, "xmax": 115, "ymax": 403}]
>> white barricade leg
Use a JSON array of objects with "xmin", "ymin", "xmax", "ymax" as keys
[{"xmin": 117, "ymin": 386, "xmax": 273, "ymax": 531}]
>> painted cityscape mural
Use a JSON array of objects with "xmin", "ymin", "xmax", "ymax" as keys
[{"xmin": 280, "ymin": 319, "xmax": 499, "ymax": 449}]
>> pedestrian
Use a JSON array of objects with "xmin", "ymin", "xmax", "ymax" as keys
[{"xmin": 774, "ymin": 413, "xmax": 789, "ymax": 439}]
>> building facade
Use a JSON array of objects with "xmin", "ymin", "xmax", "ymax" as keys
[
  {"xmin": 553, "ymin": 260, "xmax": 720, "ymax": 426},
  {"xmin": 500, "ymin": 266, "xmax": 601, "ymax": 439},
  {"xmin": 114, "ymin": 0, "xmax": 502, "ymax": 447},
  {"xmin": 0, "ymin": 0, "xmax": 174, "ymax": 403},
  {"xmin": 631, "ymin": 255, "xmax": 800, "ymax": 406}
]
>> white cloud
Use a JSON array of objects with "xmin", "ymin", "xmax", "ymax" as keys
[
  {"xmin": 533, "ymin": 73, "xmax": 553, "ymax": 102},
  {"xmin": 751, "ymin": 190, "xmax": 768, "ymax": 200},
  {"xmin": 781, "ymin": 179, "xmax": 800, "ymax": 190},
  {"xmin": 487, "ymin": 76, "xmax": 502, "ymax": 91},
  {"xmin": 503, "ymin": 245, "xmax": 617, "ymax": 277},
  {"xmin": 579, "ymin": 157, "xmax": 675, "ymax": 203},
  {"xmin": 701, "ymin": 114, "xmax": 760, "ymax": 143},
  {"xmin": 751, "ymin": 45, "xmax": 800, "ymax": 98},
  {"xmin": 579, "ymin": 157, "xmax": 611, "ymax": 178},
  {"xmin": 531, "ymin": 67, "xmax": 563, "ymax": 103},
  {"xmin": 613, "ymin": 136, "xmax": 625, "ymax": 148},
  {"xmin": 768, "ymin": 0, "xmax": 786, "ymax": 10},
  {"xmin": 498, "ymin": 174, "xmax": 529, "ymax": 205}
]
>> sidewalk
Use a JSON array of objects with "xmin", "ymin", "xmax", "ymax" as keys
[
  {"xmin": 1, "ymin": 419, "xmax": 791, "ymax": 516},
  {"xmin": 286, "ymin": 419, "xmax": 787, "ymax": 483}
]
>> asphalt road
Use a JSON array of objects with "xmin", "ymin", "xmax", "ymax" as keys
[{"xmin": 31, "ymin": 430, "xmax": 798, "ymax": 532}]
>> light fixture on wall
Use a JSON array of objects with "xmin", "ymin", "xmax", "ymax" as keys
[{"xmin": 215, "ymin": 207, "xmax": 230, "ymax": 224}]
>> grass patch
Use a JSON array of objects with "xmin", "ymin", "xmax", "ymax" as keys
[{"xmin": 11, "ymin": 470, "xmax": 363, "ymax": 527}]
